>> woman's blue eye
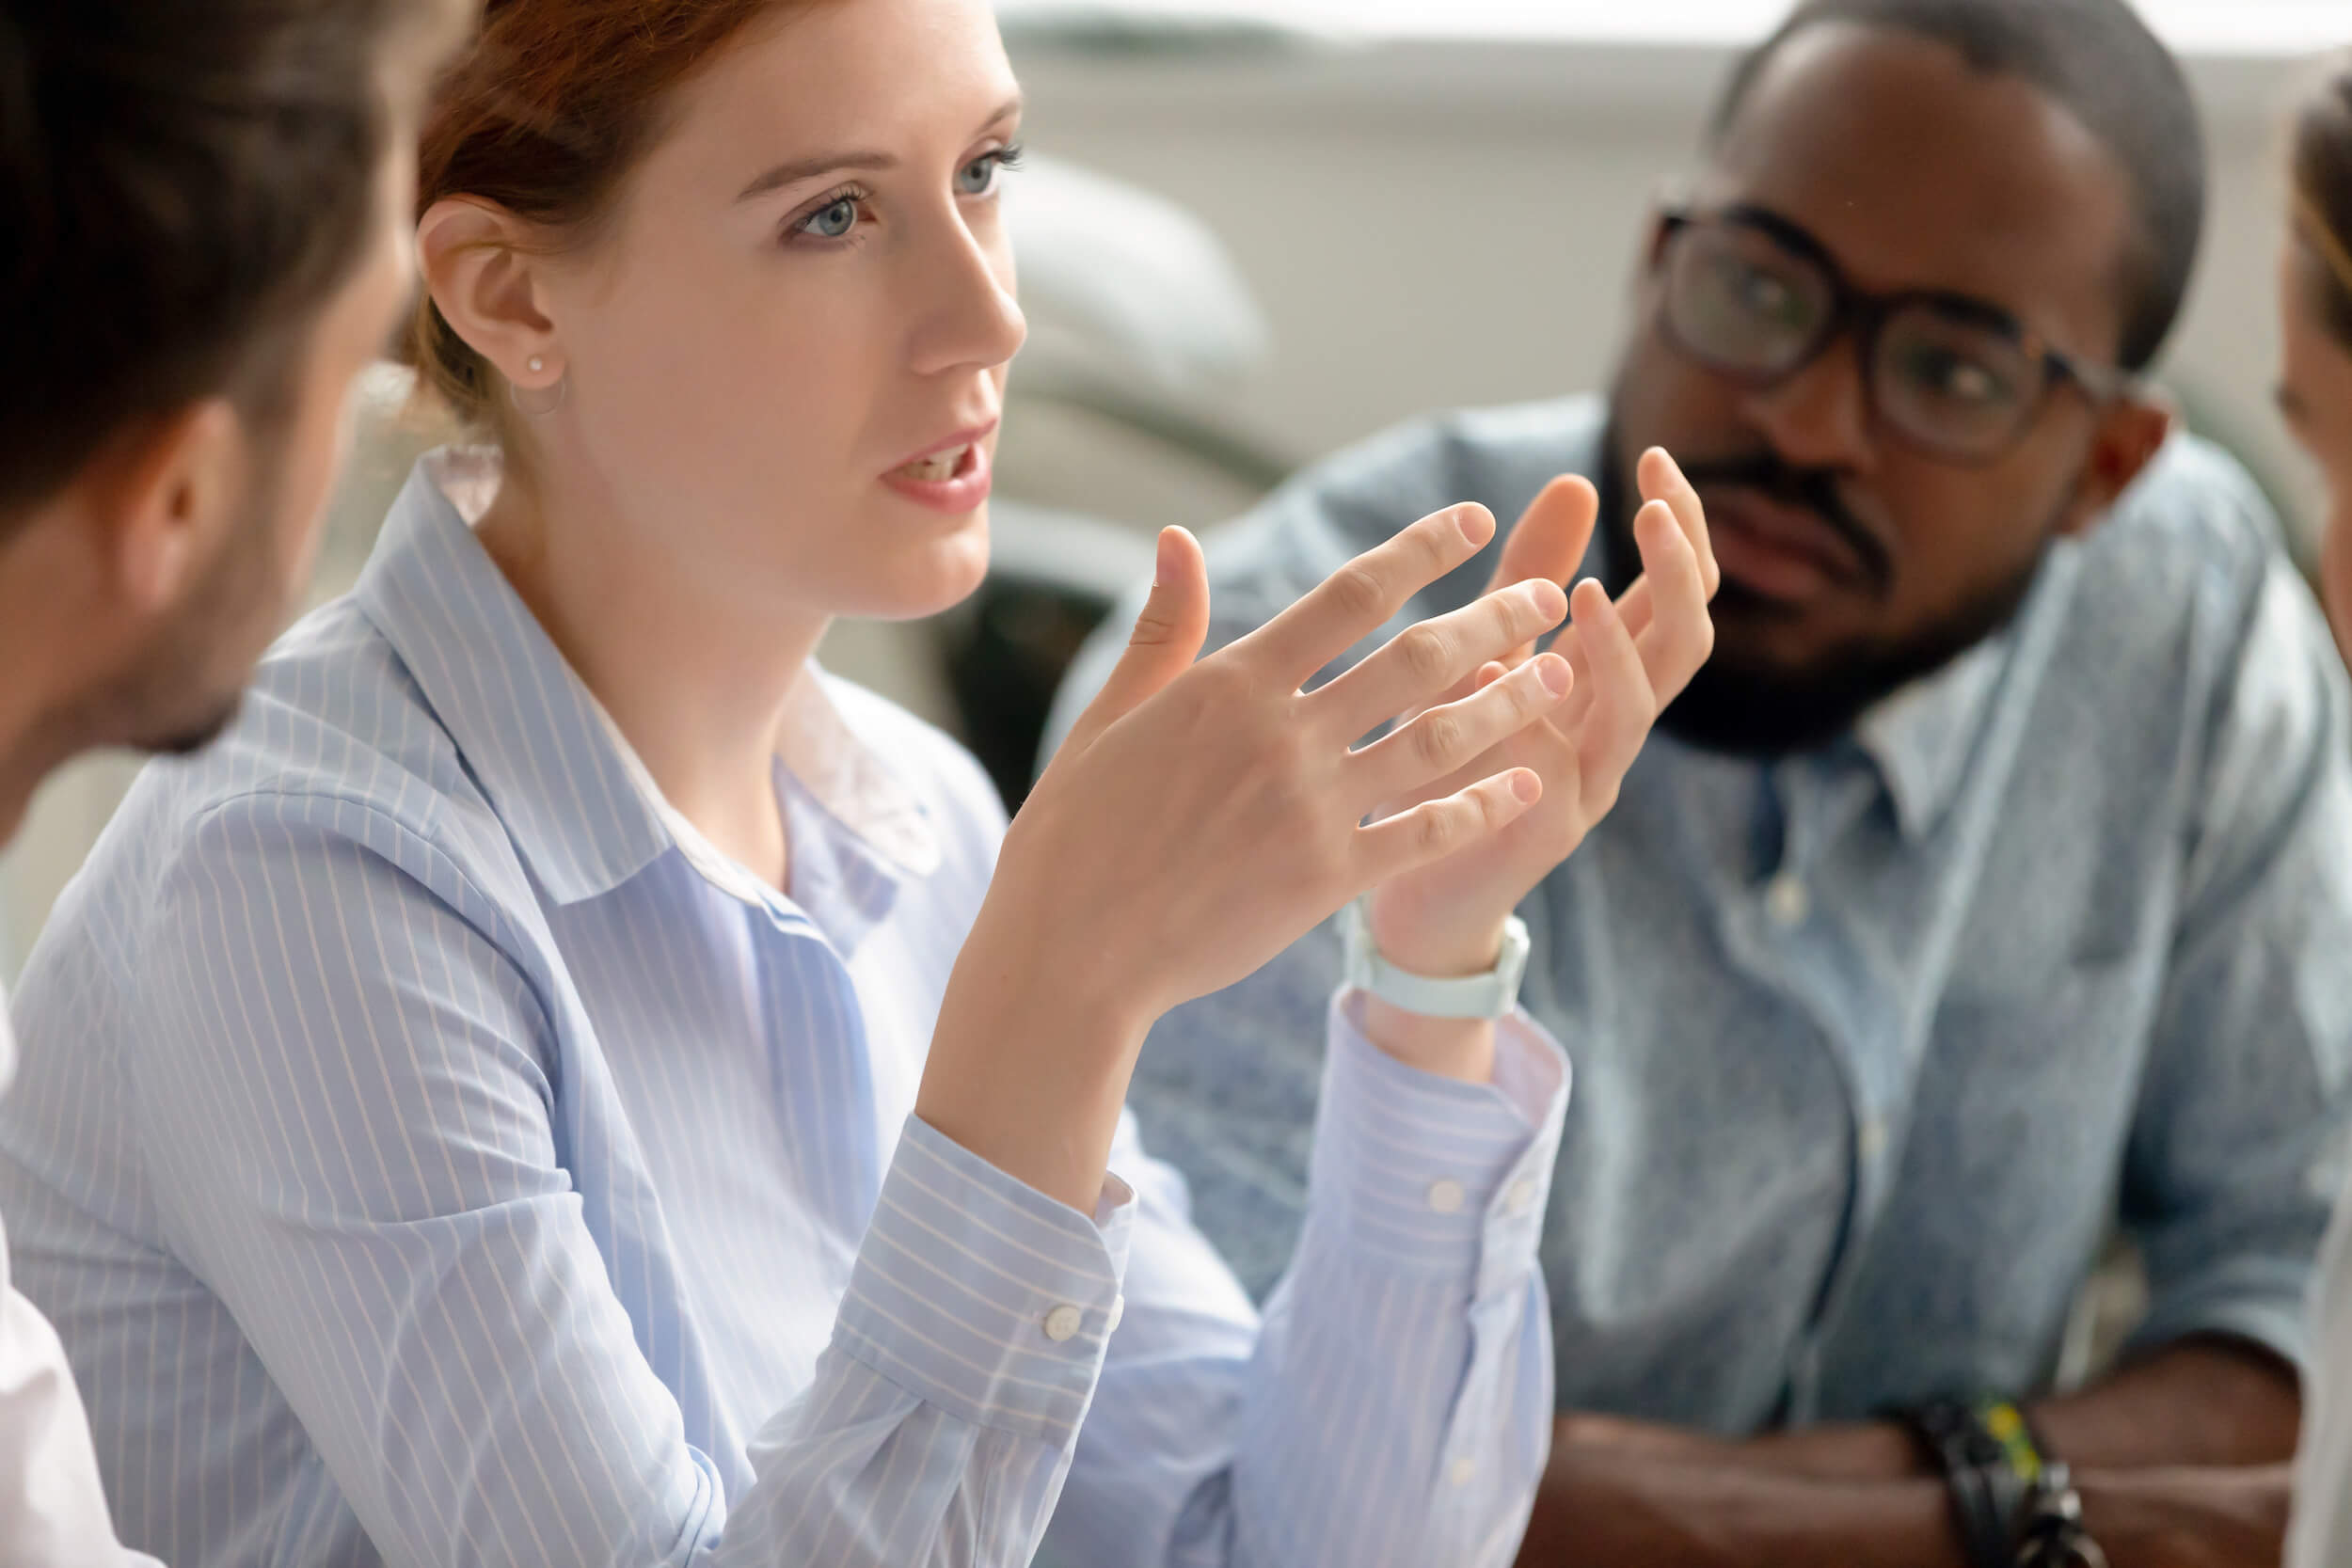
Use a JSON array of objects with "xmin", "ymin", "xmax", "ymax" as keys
[
  {"xmin": 799, "ymin": 197, "xmax": 858, "ymax": 239},
  {"xmin": 956, "ymin": 153, "xmax": 1004, "ymax": 197}
]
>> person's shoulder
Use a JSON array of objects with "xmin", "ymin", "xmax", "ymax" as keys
[
  {"xmin": 2081, "ymin": 435, "xmax": 2292, "ymax": 623},
  {"xmin": 1197, "ymin": 391, "xmax": 1607, "ymax": 632},
  {"xmin": 2058, "ymin": 435, "xmax": 2343, "ymax": 778},
  {"xmin": 42, "ymin": 594, "xmax": 526, "ymax": 983},
  {"xmin": 1266, "ymin": 392, "xmax": 1607, "ymax": 526},
  {"xmin": 193, "ymin": 594, "xmax": 505, "ymax": 850}
]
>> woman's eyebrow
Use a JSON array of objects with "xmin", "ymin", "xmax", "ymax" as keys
[
  {"xmin": 736, "ymin": 150, "xmax": 895, "ymax": 204},
  {"xmin": 733, "ymin": 98, "xmax": 1023, "ymax": 205}
]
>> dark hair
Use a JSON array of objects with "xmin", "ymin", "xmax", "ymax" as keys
[
  {"xmin": 1708, "ymin": 0, "xmax": 2207, "ymax": 373},
  {"xmin": 0, "ymin": 0, "xmax": 460, "ymax": 524},
  {"xmin": 408, "ymin": 0, "xmax": 822, "ymax": 431},
  {"xmin": 2292, "ymin": 53, "xmax": 2352, "ymax": 350}
]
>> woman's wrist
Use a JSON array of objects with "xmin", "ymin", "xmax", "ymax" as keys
[
  {"xmin": 1363, "ymin": 889, "xmax": 1514, "ymax": 980},
  {"xmin": 1358, "ymin": 994, "xmax": 1500, "ymax": 1084},
  {"xmin": 919, "ymin": 903, "xmax": 1152, "ymax": 1212}
]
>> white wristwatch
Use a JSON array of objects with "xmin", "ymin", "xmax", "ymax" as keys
[{"xmin": 1340, "ymin": 896, "xmax": 1531, "ymax": 1021}]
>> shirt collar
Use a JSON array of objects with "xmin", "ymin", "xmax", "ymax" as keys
[
  {"xmin": 1849, "ymin": 631, "xmax": 2011, "ymax": 841},
  {"xmin": 354, "ymin": 450, "xmax": 939, "ymax": 907},
  {"xmin": 1849, "ymin": 536, "xmax": 2083, "ymax": 843}
]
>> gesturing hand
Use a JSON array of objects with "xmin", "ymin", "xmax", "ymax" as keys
[
  {"xmin": 1359, "ymin": 447, "xmax": 1720, "ymax": 984},
  {"xmin": 921, "ymin": 500, "xmax": 1589, "ymax": 1207}
]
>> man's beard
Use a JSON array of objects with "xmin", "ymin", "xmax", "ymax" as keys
[
  {"xmin": 1596, "ymin": 433, "xmax": 2048, "ymax": 758},
  {"xmin": 71, "ymin": 454, "xmax": 294, "ymax": 759}
]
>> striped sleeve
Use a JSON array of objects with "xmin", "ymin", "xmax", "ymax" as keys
[
  {"xmin": 1044, "ymin": 991, "xmax": 1569, "ymax": 1568},
  {"xmin": 733, "ymin": 1119, "xmax": 1133, "ymax": 1562}
]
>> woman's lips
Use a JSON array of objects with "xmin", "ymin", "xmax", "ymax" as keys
[{"xmin": 880, "ymin": 437, "xmax": 993, "ymax": 514}]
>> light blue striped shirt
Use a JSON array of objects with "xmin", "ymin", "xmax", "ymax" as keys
[{"xmin": 0, "ymin": 451, "xmax": 1570, "ymax": 1568}]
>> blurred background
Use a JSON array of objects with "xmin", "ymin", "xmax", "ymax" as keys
[{"xmin": 5, "ymin": 0, "xmax": 2346, "ymax": 981}]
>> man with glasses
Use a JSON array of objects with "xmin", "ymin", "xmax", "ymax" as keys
[{"xmin": 1052, "ymin": 0, "xmax": 2352, "ymax": 1560}]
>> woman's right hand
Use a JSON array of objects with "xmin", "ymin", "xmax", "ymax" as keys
[{"xmin": 918, "ymin": 503, "xmax": 1575, "ymax": 1209}]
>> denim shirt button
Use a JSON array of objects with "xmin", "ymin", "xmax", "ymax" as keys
[
  {"xmin": 1766, "ymin": 872, "xmax": 1810, "ymax": 928},
  {"xmin": 1858, "ymin": 1118, "xmax": 1888, "ymax": 1162}
]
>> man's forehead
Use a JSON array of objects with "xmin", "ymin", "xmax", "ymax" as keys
[{"xmin": 1705, "ymin": 23, "xmax": 2134, "ymax": 347}]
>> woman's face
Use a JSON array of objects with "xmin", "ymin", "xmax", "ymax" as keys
[
  {"xmin": 2278, "ymin": 236, "xmax": 2352, "ymax": 661},
  {"xmin": 532, "ymin": 0, "xmax": 1026, "ymax": 623}
]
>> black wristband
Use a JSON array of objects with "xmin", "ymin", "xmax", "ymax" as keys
[{"xmin": 1901, "ymin": 1400, "xmax": 2029, "ymax": 1568}]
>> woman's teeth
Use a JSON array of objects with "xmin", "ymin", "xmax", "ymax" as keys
[{"xmin": 897, "ymin": 445, "xmax": 969, "ymax": 483}]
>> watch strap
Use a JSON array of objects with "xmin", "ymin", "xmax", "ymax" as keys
[
  {"xmin": 1339, "ymin": 897, "xmax": 1531, "ymax": 1021},
  {"xmin": 1901, "ymin": 1399, "xmax": 2031, "ymax": 1568}
]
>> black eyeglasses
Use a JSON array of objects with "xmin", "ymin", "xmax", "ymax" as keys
[{"xmin": 1654, "ymin": 205, "xmax": 2128, "ymax": 466}]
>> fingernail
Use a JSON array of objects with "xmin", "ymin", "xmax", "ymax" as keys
[
  {"xmin": 1457, "ymin": 506, "xmax": 1493, "ymax": 545},
  {"xmin": 1536, "ymin": 654, "xmax": 1571, "ymax": 695},
  {"xmin": 1153, "ymin": 530, "xmax": 1176, "ymax": 588},
  {"xmin": 1512, "ymin": 771, "xmax": 1542, "ymax": 804}
]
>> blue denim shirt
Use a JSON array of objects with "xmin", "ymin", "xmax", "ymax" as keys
[{"xmin": 1049, "ymin": 395, "xmax": 2352, "ymax": 1431}]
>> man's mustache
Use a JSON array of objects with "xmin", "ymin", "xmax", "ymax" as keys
[{"xmin": 1672, "ymin": 452, "xmax": 1894, "ymax": 594}]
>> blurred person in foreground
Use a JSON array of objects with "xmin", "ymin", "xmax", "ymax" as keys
[
  {"xmin": 0, "ymin": 0, "xmax": 468, "ymax": 1560},
  {"xmin": 1051, "ymin": 2, "xmax": 2352, "ymax": 1563}
]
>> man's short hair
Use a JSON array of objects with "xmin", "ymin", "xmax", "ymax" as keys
[
  {"xmin": 1709, "ymin": 0, "xmax": 2207, "ymax": 373},
  {"xmin": 0, "ymin": 0, "xmax": 450, "ymax": 525}
]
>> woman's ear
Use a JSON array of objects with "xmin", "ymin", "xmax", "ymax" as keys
[
  {"xmin": 2055, "ymin": 389, "xmax": 2175, "ymax": 539},
  {"xmin": 416, "ymin": 198, "xmax": 567, "ymax": 394}
]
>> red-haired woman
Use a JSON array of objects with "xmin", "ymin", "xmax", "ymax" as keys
[{"xmin": 0, "ymin": 1, "xmax": 1718, "ymax": 1565}]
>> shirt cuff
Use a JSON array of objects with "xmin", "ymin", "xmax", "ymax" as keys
[
  {"xmin": 1305, "ymin": 990, "xmax": 1570, "ymax": 1300},
  {"xmin": 2124, "ymin": 1257, "xmax": 2319, "ymax": 1385},
  {"xmin": 831, "ymin": 1116, "xmax": 1136, "ymax": 1448}
]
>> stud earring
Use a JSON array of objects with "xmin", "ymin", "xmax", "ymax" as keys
[{"xmin": 527, "ymin": 356, "xmax": 546, "ymax": 374}]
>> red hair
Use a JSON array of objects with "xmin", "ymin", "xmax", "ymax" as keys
[{"xmin": 405, "ymin": 0, "xmax": 818, "ymax": 426}]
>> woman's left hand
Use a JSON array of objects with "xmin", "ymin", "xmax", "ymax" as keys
[{"xmin": 1360, "ymin": 447, "xmax": 1719, "ymax": 987}]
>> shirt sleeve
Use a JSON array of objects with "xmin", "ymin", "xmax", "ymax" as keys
[
  {"xmin": 0, "ymin": 1245, "xmax": 164, "ymax": 1567},
  {"xmin": 1042, "ymin": 990, "xmax": 1569, "ymax": 1568},
  {"xmin": 2122, "ymin": 557, "xmax": 2352, "ymax": 1372},
  {"xmin": 130, "ymin": 795, "xmax": 1138, "ymax": 1568}
]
